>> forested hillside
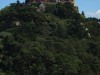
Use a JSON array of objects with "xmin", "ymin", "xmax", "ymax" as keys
[{"xmin": 0, "ymin": 2, "xmax": 100, "ymax": 75}]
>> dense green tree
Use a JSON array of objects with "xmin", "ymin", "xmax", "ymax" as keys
[{"xmin": 0, "ymin": 2, "xmax": 100, "ymax": 75}]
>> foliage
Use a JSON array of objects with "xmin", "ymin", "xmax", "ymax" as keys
[{"xmin": 0, "ymin": 2, "xmax": 100, "ymax": 75}]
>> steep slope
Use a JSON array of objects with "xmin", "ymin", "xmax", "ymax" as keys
[{"xmin": 0, "ymin": 2, "xmax": 100, "ymax": 75}]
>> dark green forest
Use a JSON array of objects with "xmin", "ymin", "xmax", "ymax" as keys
[{"xmin": 0, "ymin": 2, "xmax": 100, "ymax": 75}]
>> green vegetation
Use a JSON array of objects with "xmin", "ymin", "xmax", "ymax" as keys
[{"xmin": 0, "ymin": 2, "xmax": 100, "ymax": 75}]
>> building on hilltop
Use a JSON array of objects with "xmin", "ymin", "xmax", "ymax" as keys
[{"xmin": 25, "ymin": 0, "xmax": 74, "ymax": 5}]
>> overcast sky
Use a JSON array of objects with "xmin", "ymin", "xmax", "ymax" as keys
[{"xmin": 0, "ymin": 0, "xmax": 100, "ymax": 18}]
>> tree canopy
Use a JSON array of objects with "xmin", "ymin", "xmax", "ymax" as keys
[{"xmin": 0, "ymin": 2, "xmax": 100, "ymax": 75}]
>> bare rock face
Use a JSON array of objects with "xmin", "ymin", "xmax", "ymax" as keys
[{"xmin": 37, "ymin": 3, "xmax": 45, "ymax": 12}]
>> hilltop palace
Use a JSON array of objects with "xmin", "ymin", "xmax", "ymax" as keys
[{"xmin": 25, "ymin": 0, "xmax": 74, "ymax": 4}]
